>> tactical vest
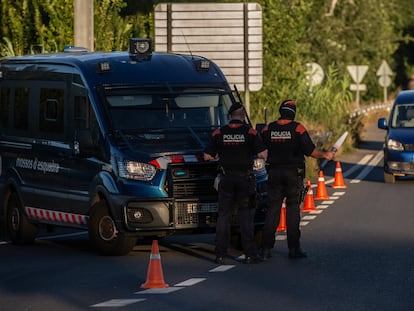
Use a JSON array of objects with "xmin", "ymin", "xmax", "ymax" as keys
[
  {"xmin": 264, "ymin": 120, "xmax": 305, "ymax": 168},
  {"xmin": 218, "ymin": 123, "xmax": 254, "ymax": 172}
]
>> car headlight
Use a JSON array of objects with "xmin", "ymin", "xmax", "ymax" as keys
[
  {"xmin": 387, "ymin": 139, "xmax": 404, "ymax": 151},
  {"xmin": 117, "ymin": 159, "xmax": 157, "ymax": 181}
]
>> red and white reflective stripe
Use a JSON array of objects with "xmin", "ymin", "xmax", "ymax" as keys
[
  {"xmin": 26, "ymin": 207, "xmax": 89, "ymax": 225},
  {"xmin": 150, "ymin": 154, "xmax": 203, "ymax": 169}
]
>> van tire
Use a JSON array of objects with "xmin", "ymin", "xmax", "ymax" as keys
[
  {"xmin": 384, "ymin": 171, "xmax": 396, "ymax": 183},
  {"xmin": 88, "ymin": 201, "xmax": 137, "ymax": 256},
  {"xmin": 7, "ymin": 192, "xmax": 37, "ymax": 244}
]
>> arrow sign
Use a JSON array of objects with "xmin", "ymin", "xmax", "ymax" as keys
[
  {"xmin": 376, "ymin": 60, "xmax": 393, "ymax": 76},
  {"xmin": 376, "ymin": 60, "xmax": 393, "ymax": 101},
  {"xmin": 347, "ymin": 65, "xmax": 368, "ymax": 83},
  {"xmin": 320, "ymin": 131, "xmax": 349, "ymax": 169}
]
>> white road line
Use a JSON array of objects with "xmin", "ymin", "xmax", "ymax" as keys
[
  {"xmin": 332, "ymin": 191, "xmax": 346, "ymax": 196},
  {"xmin": 343, "ymin": 154, "xmax": 374, "ymax": 177},
  {"xmin": 174, "ymin": 278, "xmax": 206, "ymax": 287},
  {"xmin": 319, "ymin": 200, "xmax": 335, "ymax": 204},
  {"xmin": 91, "ymin": 299, "xmax": 146, "ymax": 307},
  {"xmin": 316, "ymin": 204, "xmax": 329, "ymax": 209},
  {"xmin": 136, "ymin": 287, "xmax": 184, "ymax": 294},
  {"xmin": 302, "ymin": 215, "xmax": 317, "ymax": 220},
  {"xmin": 209, "ymin": 265, "xmax": 236, "ymax": 272},
  {"xmin": 350, "ymin": 150, "xmax": 383, "ymax": 183}
]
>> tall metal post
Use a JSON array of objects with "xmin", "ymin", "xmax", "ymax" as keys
[
  {"xmin": 243, "ymin": 2, "xmax": 250, "ymax": 116},
  {"xmin": 74, "ymin": 0, "xmax": 94, "ymax": 51}
]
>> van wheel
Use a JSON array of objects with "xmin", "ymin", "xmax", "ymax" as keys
[
  {"xmin": 7, "ymin": 192, "xmax": 37, "ymax": 244},
  {"xmin": 88, "ymin": 201, "xmax": 137, "ymax": 256},
  {"xmin": 384, "ymin": 171, "xmax": 396, "ymax": 183}
]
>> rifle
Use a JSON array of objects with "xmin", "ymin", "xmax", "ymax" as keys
[{"xmin": 233, "ymin": 84, "xmax": 253, "ymax": 128}]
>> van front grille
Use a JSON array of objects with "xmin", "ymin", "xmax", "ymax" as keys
[{"xmin": 168, "ymin": 162, "xmax": 218, "ymax": 198}]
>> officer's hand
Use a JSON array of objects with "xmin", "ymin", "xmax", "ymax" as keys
[
  {"xmin": 325, "ymin": 151, "xmax": 335, "ymax": 160},
  {"xmin": 204, "ymin": 153, "xmax": 216, "ymax": 161}
]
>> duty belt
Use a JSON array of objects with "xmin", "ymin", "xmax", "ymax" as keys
[{"xmin": 221, "ymin": 168, "xmax": 252, "ymax": 177}]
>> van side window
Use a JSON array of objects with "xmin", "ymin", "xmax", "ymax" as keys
[
  {"xmin": 74, "ymin": 95, "xmax": 89, "ymax": 129},
  {"xmin": 0, "ymin": 88, "xmax": 9, "ymax": 128},
  {"xmin": 39, "ymin": 88, "xmax": 64, "ymax": 134},
  {"xmin": 14, "ymin": 88, "xmax": 29, "ymax": 130}
]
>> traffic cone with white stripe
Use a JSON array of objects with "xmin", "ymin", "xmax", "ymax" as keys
[
  {"xmin": 277, "ymin": 200, "xmax": 287, "ymax": 232},
  {"xmin": 302, "ymin": 180, "xmax": 317, "ymax": 212},
  {"xmin": 332, "ymin": 161, "xmax": 347, "ymax": 188},
  {"xmin": 141, "ymin": 240, "xmax": 169, "ymax": 289},
  {"xmin": 315, "ymin": 170, "xmax": 329, "ymax": 200}
]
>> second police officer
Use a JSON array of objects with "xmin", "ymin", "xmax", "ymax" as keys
[
  {"xmin": 204, "ymin": 102, "xmax": 268, "ymax": 264},
  {"xmin": 260, "ymin": 100, "xmax": 334, "ymax": 260}
]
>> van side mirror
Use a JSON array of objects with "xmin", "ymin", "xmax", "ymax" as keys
[
  {"xmin": 377, "ymin": 118, "xmax": 388, "ymax": 130},
  {"xmin": 74, "ymin": 128, "xmax": 96, "ymax": 157}
]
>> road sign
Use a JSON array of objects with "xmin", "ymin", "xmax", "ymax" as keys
[
  {"xmin": 378, "ymin": 75, "xmax": 391, "ymax": 88},
  {"xmin": 376, "ymin": 60, "xmax": 393, "ymax": 76},
  {"xmin": 347, "ymin": 65, "xmax": 368, "ymax": 83},
  {"xmin": 306, "ymin": 62, "xmax": 324, "ymax": 87},
  {"xmin": 154, "ymin": 3, "xmax": 263, "ymax": 93},
  {"xmin": 376, "ymin": 60, "xmax": 393, "ymax": 102},
  {"xmin": 350, "ymin": 84, "xmax": 367, "ymax": 91}
]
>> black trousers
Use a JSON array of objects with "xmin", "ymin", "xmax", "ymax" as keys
[
  {"xmin": 262, "ymin": 167, "xmax": 303, "ymax": 250},
  {"xmin": 215, "ymin": 174, "xmax": 257, "ymax": 258}
]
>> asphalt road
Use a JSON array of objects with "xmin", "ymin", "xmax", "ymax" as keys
[{"xmin": 1, "ymin": 121, "xmax": 414, "ymax": 311}]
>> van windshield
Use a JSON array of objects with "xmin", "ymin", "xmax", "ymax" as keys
[
  {"xmin": 391, "ymin": 103, "xmax": 414, "ymax": 128},
  {"xmin": 105, "ymin": 87, "xmax": 233, "ymax": 131}
]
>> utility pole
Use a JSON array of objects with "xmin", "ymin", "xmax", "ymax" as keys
[{"xmin": 74, "ymin": 0, "xmax": 94, "ymax": 51}]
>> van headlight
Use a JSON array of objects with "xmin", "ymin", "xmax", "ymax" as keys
[
  {"xmin": 387, "ymin": 139, "xmax": 404, "ymax": 151},
  {"xmin": 253, "ymin": 158, "xmax": 267, "ymax": 176},
  {"xmin": 117, "ymin": 159, "xmax": 157, "ymax": 181}
]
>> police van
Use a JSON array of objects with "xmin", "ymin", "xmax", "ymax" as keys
[{"xmin": 0, "ymin": 38, "xmax": 267, "ymax": 255}]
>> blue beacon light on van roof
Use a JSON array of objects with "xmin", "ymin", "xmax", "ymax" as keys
[{"xmin": 129, "ymin": 38, "xmax": 152, "ymax": 61}]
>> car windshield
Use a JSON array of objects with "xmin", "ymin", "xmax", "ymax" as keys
[
  {"xmin": 391, "ymin": 103, "xmax": 414, "ymax": 128},
  {"xmin": 105, "ymin": 87, "xmax": 233, "ymax": 131}
]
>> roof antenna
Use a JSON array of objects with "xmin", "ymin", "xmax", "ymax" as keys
[{"xmin": 181, "ymin": 31, "xmax": 193, "ymax": 59}]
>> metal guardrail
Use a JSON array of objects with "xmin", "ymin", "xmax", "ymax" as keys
[
  {"xmin": 349, "ymin": 101, "xmax": 393, "ymax": 119},
  {"xmin": 310, "ymin": 101, "xmax": 393, "ymax": 148}
]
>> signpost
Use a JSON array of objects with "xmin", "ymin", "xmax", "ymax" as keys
[
  {"xmin": 376, "ymin": 60, "xmax": 393, "ymax": 103},
  {"xmin": 74, "ymin": 0, "xmax": 94, "ymax": 51},
  {"xmin": 347, "ymin": 65, "xmax": 368, "ymax": 108}
]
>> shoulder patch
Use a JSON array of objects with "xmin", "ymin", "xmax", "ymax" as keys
[
  {"xmin": 212, "ymin": 128, "xmax": 221, "ymax": 136},
  {"xmin": 248, "ymin": 128, "xmax": 258, "ymax": 135},
  {"xmin": 295, "ymin": 123, "xmax": 307, "ymax": 134}
]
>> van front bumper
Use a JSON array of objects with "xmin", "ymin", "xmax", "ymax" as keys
[{"xmin": 121, "ymin": 198, "xmax": 219, "ymax": 232}]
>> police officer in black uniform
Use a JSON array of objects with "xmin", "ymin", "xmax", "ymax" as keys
[
  {"xmin": 204, "ymin": 103, "xmax": 268, "ymax": 264},
  {"xmin": 260, "ymin": 100, "xmax": 333, "ymax": 259}
]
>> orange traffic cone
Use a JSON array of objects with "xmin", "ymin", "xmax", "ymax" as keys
[
  {"xmin": 315, "ymin": 170, "xmax": 329, "ymax": 200},
  {"xmin": 302, "ymin": 180, "xmax": 317, "ymax": 212},
  {"xmin": 332, "ymin": 161, "xmax": 347, "ymax": 188},
  {"xmin": 277, "ymin": 200, "xmax": 287, "ymax": 232},
  {"xmin": 141, "ymin": 240, "xmax": 169, "ymax": 289}
]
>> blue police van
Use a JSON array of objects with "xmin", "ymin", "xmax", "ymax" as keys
[{"xmin": 0, "ymin": 38, "xmax": 267, "ymax": 255}]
